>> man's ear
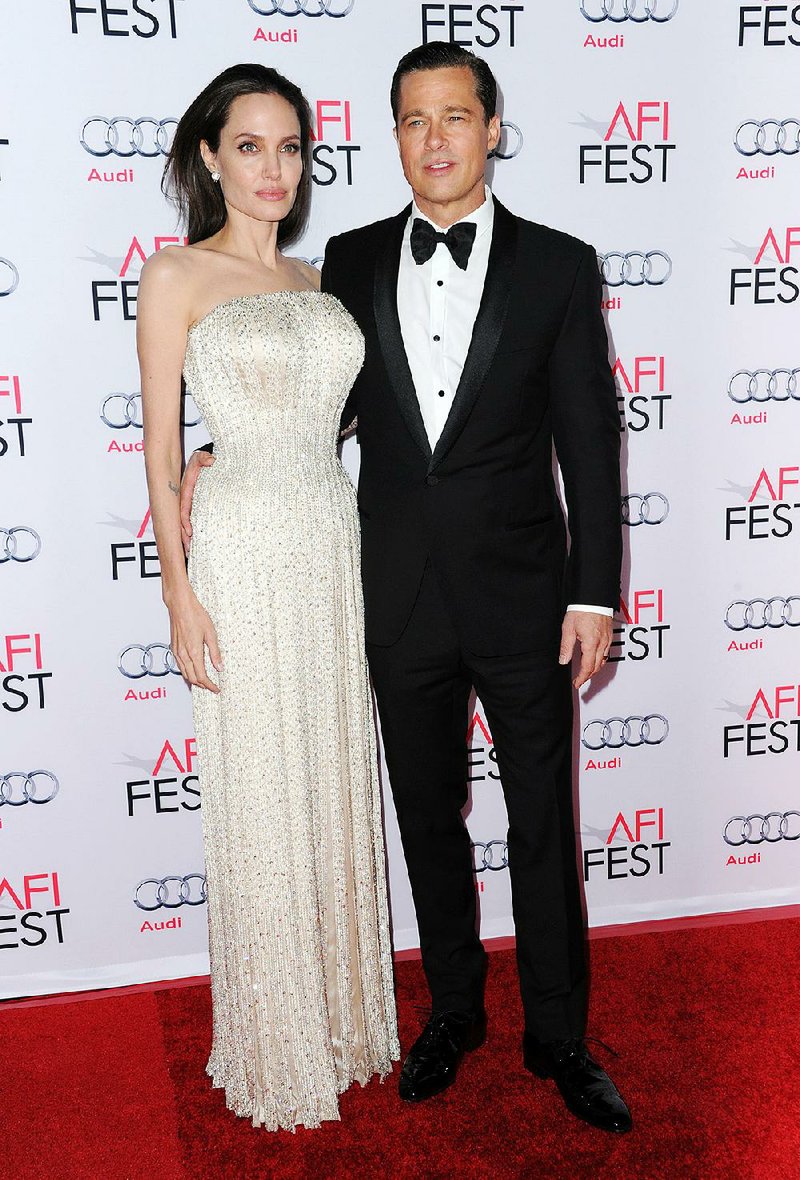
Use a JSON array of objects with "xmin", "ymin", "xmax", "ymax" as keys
[{"xmin": 487, "ymin": 114, "xmax": 501, "ymax": 155}]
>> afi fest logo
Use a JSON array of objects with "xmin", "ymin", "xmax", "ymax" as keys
[
  {"xmin": 0, "ymin": 872, "xmax": 69, "ymax": 951},
  {"xmin": 722, "ymin": 684, "xmax": 800, "ymax": 757},
  {"xmin": 583, "ymin": 808, "xmax": 670, "ymax": 881},
  {"xmin": 69, "ymin": 0, "xmax": 180, "ymax": 38},
  {"xmin": 607, "ymin": 587, "xmax": 669, "ymax": 664},
  {"xmin": 87, "ymin": 234, "xmax": 188, "ymax": 322},
  {"xmin": 729, "ymin": 225, "xmax": 800, "ymax": 305},
  {"xmin": 581, "ymin": 0, "xmax": 679, "ymax": 48},
  {"xmin": 738, "ymin": 4, "xmax": 800, "ymax": 46},
  {"xmin": 310, "ymin": 100, "xmax": 360, "ymax": 187},
  {"xmin": 0, "ymin": 374, "xmax": 32, "ymax": 459},
  {"xmin": 724, "ymin": 464, "xmax": 799, "ymax": 540},
  {"xmin": 578, "ymin": 101, "xmax": 675, "ymax": 184},
  {"xmin": 106, "ymin": 506, "xmax": 161, "ymax": 580},
  {"xmin": 421, "ymin": 3, "xmax": 525, "ymax": 47},
  {"xmin": 121, "ymin": 737, "xmax": 200, "ymax": 817},
  {"xmin": 0, "ymin": 633, "xmax": 52, "ymax": 714},
  {"xmin": 467, "ymin": 710, "xmax": 500, "ymax": 784},
  {"xmin": 614, "ymin": 354, "xmax": 670, "ymax": 432}
]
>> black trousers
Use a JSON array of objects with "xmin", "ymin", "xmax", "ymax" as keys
[{"xmin": 367, "ymin": 563, "xmax": 587, "ymax": 1042}]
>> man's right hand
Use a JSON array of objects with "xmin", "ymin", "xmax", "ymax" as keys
[{"xmin": 181, "ymin": 448, "xmax": 215, "ymax": 555}]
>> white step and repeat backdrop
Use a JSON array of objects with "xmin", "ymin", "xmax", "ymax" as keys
[{"xmin": 2, "ymin": 0, "xmax": 798, "ymax": 998}]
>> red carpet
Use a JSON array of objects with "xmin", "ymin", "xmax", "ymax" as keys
[{"xmin": 3, "ymin": 918, "xmax": 799, "ymax": 1180}]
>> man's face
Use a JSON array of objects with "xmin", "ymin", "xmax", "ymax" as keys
[{"xmin": 394, "ymin": 66, "xmax": 500, "ymax": 225}]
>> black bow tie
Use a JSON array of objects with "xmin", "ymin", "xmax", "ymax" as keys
[{"xmin": 410, "ymin": 217, "xmax": 477, "ymax": 271}]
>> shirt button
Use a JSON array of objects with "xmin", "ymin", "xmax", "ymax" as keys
[
  {"xmin": 438, "ymin": 389, "xmax": 445, "ymax": 398},
  {"xmin": 437, "ymin": 280, "xmax": 444, "ymax": 287},
  {"xmin": 433, "ymin": 334, "xmax": 441, "ymax": 342},
  {"xmin": 426, "ymin": 475, "xmax": 439, "ymax": 486}
]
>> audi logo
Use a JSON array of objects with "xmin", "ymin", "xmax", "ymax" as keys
[
  {"xmin": 734, "ymin": 119, "xmax": 800, "ymax": 158},
  {"xmin": 134, "ymin": 874, "xmax": 207, "ymax": 911},
  {"xmin": 119, "ymin": 643, "xmax": 181, "ymax": 679},
  {"xmin": 582, "ymin": 714, "xmax": 669, "ymax": 750},
  {"xmin": 621, "ymin": 493, "xmax": 669, "ymax": 526},
  {"xmin": 246, "ymin": 0, "xmax": 355, "ymax": 15},
  {"xmin": 472, "ymin": 840, "xmax": 509, "ymax": 872},
  {"xmin": 597, "ymin": 251, "xmax": 672, "ymax": 288},
  {"xmin": 0, "ymin": 771, "xmax": 59, "ymax": 807},
  {"xmin": 723, "ymin": 812, "xmax": 800, "ymax": 846},
  {"xmin": 728, "ymin": 369, "xmax": 800, "ymax": 404},
  {"xmin": 1, "ymin": 527, "xmax": 41, "ymax": 563},
  {"xmin": 489, "ymin": 121, "xmax": 523, "ymax": 161},
  {"xmin": 80, "ymin": 117, "xmax": 178, "ymax": 159},
  {"xmin": 725, "ymin": 597, "xmax": 800, "ymax": 631},
  {"xmin": 100, "ymin": 391, "xmax": 203, "ymax": 429},
  {"xmin": 580, "ymin": 0, "xmax": 678, "ymax": 21},
  {"xmin": 0, "ymin": 256, "xmax": 19, "ymax": 296}
]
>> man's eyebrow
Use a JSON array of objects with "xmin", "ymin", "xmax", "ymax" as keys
[{"xmin": 400, "ymin": 104, "xmax": 473, "ymax": 120}]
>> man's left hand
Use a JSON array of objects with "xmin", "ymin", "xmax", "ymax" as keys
[{"xmin": 559, "ymin": 611, "xmax": 613, "ymax": 690}]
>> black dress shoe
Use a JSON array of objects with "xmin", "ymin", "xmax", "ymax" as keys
[
  {"xmin": 399, "ymin": 1010, "xmax": 486, "ymax": 1102},
  {"xmin": 523, "ymin": 1034, "xmax": 633, "ymax": 1134}
]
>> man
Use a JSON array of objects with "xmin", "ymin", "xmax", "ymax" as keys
[{"xmin": 183, "ymin": 42, "xmax": 630, "ymax": 1133}]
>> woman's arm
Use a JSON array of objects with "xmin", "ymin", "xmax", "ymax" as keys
[{"xmin": 137, "ymin": 250, "xmax": 221, "ymax": 692}]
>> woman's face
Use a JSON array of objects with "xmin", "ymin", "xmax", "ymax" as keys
[{"xmin": 201, "ymin": 91, "xmax": 303, "ymax": 229}]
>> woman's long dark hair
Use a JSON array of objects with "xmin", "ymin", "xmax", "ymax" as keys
[{"xmin": 163, "ymin": 63, "xmax": 313, "ymax": 246}]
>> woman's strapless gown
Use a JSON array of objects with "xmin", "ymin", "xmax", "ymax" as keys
[{"xmin": 183, "ymin": 291, "xmax": 399, "ymax": 1131}]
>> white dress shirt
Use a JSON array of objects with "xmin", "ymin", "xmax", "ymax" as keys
[{"xmin": 396, "ymin": 186, "xmax": 612, "ymax": 619}]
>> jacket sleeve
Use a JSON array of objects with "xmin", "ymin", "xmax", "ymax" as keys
[{"xmin": 549, "ymin": 241, "xmax": 622, "ymax": 610}]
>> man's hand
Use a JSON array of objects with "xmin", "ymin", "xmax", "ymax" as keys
[
  {"xmin": 559, "ymin": 610, "xmax": 613, "ymax": 690},
  {"xmin": 180, "ymin": 449, "xmax": 215, "ymax": 555}
]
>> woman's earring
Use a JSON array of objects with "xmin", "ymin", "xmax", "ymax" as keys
[{"xmin": 211, "ymin": 170, "xmax": 220, "ymax": 182}]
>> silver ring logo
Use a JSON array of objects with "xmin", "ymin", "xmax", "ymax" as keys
[
  {"xmin": 621, "ymin": 493, "xmax": 669, "ymax": 526},
  {"xmin": 472, "ymin": 840, "xmax": 509, "ymax": 872},
  {"xmin": 0, "ymin": 771, "xmax": 59, "ymax": 806},
  {"xmin": 582, "ymin": 714, "xmax": 669, "ymax": 750},
  {"xmin": 0, "ymin": 257, "xmax": 19, "ymax": 296},
  {"xmin": 598, "ymin": 251, "xmax": 672, "ymax": 287},
  {"xmin": 489, "ymin": 121, "xmax": 523, "ymax": 161},
  {"xmin": 734, "ymin": 119, "xmax": 800, "ymax": 157},
  {"xmin": 1, "ymin": 527, "xmax": 42, "ymax": 563},
  {"xmin": 134, "ymin": 874, "xmax": 207, "ymax": 911},
  {"xmin": 724, "ymin": 812, "xmax": 800, "ymax": 846},
  {"xmin": 100, "ymin": 392, "xmax": 202, "ymax": 429},
  {"xmin": 725, "ymin": 597, "xmax": 800, "ymax": 631},
  {"xmin": 728, "ymin": 369, "xmax": 800, "ymax": 404},
  {"xmin": 580, "ymin": 0, "xmax": 679, "ymax": 20},
  {"xmin": 247, "ymin": 0, "xmax": 355, "ymax": 15},
  {"xmin": 118, "ymin": 643, "xmax": 181, "ymax": 679},
  {"xmin": 81, "ymin": 117, "xmax": 178, "ymax": 158}
]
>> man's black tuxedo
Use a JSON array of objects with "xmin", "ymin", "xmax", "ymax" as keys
[
  {"xmin": 321, "ymin": 197, "xmax": 621, "ymax": 1040},
  {"xmin": 322, "ymin": 199, "xmax": 621, "ymax": 656}
]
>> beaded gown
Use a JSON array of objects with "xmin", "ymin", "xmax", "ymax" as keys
[{"xmin": 183, "ymin": 290, "xmax": 399, "ymax": 1131}]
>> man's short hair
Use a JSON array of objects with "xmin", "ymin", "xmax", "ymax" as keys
[{"xmin": 390, "ymin": 41, "xmax": 498, "ymax": 125}]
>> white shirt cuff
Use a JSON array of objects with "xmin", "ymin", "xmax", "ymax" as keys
[{"xmin": 566, "ymin": 604, "xmax": 614, "ymax": 617}]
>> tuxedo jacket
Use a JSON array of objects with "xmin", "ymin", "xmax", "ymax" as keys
[{"xmin": 322, "ymin": 198, "xmax": 621, "ymax": 656}]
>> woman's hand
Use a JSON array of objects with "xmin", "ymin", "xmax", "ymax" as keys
[{"xmin": 167, "ymin": 588, "xmax": 223, "ymax": 693}]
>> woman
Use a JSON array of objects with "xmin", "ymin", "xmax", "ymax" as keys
[{"xmin": 137, "ymin": 63, "xmax": 399, "ymax": 1131}]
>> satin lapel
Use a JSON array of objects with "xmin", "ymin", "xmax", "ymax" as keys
[
  {"xmin": 373, "ymin": 205, "xmax": 432, "ymax": 461},
  {"xmin": 429, "ymin": 200, "xmax": 518, "ymax": 473}
]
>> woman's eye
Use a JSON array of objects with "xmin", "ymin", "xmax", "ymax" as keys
[
  {"xmin": 238, "ymin": 142, "xmax": 258, "ymax": 153},
  {"xmin": 281, "ymin": 143, "xmax": 300, "ymax": 153}
]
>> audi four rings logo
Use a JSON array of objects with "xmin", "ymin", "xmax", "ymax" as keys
[
  {"xmin": 472, "ymin": 841, "xmax": 509, "ymax": 872},
  {"xmin": 246, "ymin": 0, "xmax": 355, "ymax": 15},
  {"xmin": 728, "ymin": 369, "xmax": 800, "ymax": 403},
  {"xmin": 134, "ymin": 874, "xmax": 207, "ymax": 911},
  {"xmin": 621, "ymin": 493, "xmax": 670, "ymax": 526},
  {"xmin": 0, "ymin": 256, "xmax": 19, "ymax": 296},
  {"xmin": 100, "ymin": 392, "xmax": 202, "ymax": 429},
  {"xmin": 119, "ymin": 643, "xmax": 181, "ymax": 679},
  {"xmin": 598, "ymin": 252, "xmax": 672, "ymax": 287},
  {"xmin": 725, "ymin": 598, "xmax": 800, "ymax": 631},
  {"xmin": 580, "ymin": 0, "xmax": 679, "ymax": 21},
  {"xmin": 734, "ymin": 120, "xmax": 800, "ymax": 157},
  {"xmin": 582, "ymin": 715, "xmax": 669, "ymax": 750},
  {"xmin": 81, "ymin": 117, "xmax": 178, "ymax": 158},
  {"xmin": 489, "ymin": 122, "xmax": 523, "ymax": 161},
  {"xmin": 0, "ymin": 771, "xmax": 59, "ymax": 806},
  {"xmin": 723, "ymin": 812, "xmax": 800, "ymax": 846},
  {"xmin": 1, "ymin": 527, "xmax": 42, "ymax": 563}
]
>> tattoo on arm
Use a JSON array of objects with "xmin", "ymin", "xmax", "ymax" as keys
[{"xmin": 168, "ymin": 481, "xmax": 179, "ymax": 497}]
